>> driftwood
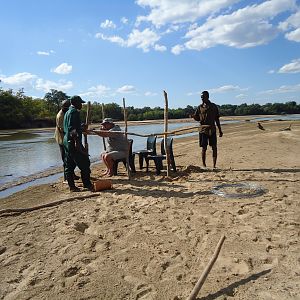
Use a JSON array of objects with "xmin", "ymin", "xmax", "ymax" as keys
[
  {"xmin": 0, "ymin": 193, "xmax": 101, "ymax": 217},
  {"xmin": 187, "ymin": 235, "xmax": 226, "ymax": 300}
]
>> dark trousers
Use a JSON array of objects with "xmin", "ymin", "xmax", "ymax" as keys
[
  {"xmin": 58, "ymin": 144, "xmax": 66, "ymax": 180},
  {"xmin": 64, "ymin": 143, "xmax": 92, "ymax": 188}
]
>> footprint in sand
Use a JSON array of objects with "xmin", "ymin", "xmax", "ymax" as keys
[
  {"xmin": 123, "ymin": 276, "xmax": 156, "ymax": 300},
  {"xmin": 217, "ymin": 257, "xmax": 250, "ymax": 276},
  {"xmin": 74, "ymin": 222, "xmax": 89, "ymax": 233}
]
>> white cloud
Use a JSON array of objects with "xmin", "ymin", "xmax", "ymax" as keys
[
  {"xmin": 279, "ymin": 9, "xmax": 300, "ymax": 42},
  {"xmin": 171, "ymin": 44, "xmax": 185, "ymax": 55},
  {"xmin": 37, "ymin": 50, "xmax": 54, "ymax": 56},
  {"xmin": 136, "ymin": 0, "xmax": 240, "ymax": 27},
  {"xmin": 121, "ymin": 17, "xmax": 128, "ymax": 24},
  {"xmin": 154, "ymin": 44, "xmax": 167, "ymax": 52},
  {"xmin": 279, "ymin": 10, "xmax": 300, "ymax": 30},
  {"xmin": 58, "ymin": 39, "xmax": 65, "ymax": 43},
  {"xmin": 37, "ymin": 51, "xmax": 48, "ymax": 56},
  {"xmin": 0, "ymin": 72, "xmax": 37, "ymax": 85},
  {"xmin": 145, "ymin": 91, "xmax": 157, "ymax": 96},
  {"xmin": 35, "ymin": 79, "xmax": 73, "ymax": 92},
  {"xmin": 236, "ymin": 93, "xmax": 247, "ymax": 99},
  {"xmin": 51, "ymin": 63, "xmax": 73, "ymax": 75},
  {"xmin": 117, "ymin": 85, "xmax": 136, "ymax": 93},
  {"xmin": 260, "ymin": 83, "xmax": 300, "ymax": 94},
  {"xmin": 285, "ymin": 28, "xmax": 300, "ymax": 42},
  {"xmin": 278, "ymin": 58, "xmax": 300, "ymax": 73},
  {"xmin": 100, "ymin": 19, "xmax": 116, "ymax": 29},
  {"xmin": 210, "ymin": 85, "xmax": 246, "ymax": 93},
  {"xmin": 97, "ymin": 28, "xmax": 161, "ymax": 52},
  {"xmin": 79, "ymin": 85, "xmax": 111, "ymax": 98},
  {"xmin": 184, "ymin": 0, "xmax": 296, "ymax": 51}
]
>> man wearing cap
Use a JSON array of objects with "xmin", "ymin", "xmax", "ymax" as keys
[
  {"xmin": 193, "ymin": 91, "xmax": 223, "ymax": 169},
  {"xmin": 63, "ymin": 95, "xmax": 93, "ymax": 192},
  {"xmin": 54, "ymin": 100, "xmax": 79, "ymax": 182},
  {"xmin": 98, "ymin": 118, "xmax": 128, "ymax": 176}
]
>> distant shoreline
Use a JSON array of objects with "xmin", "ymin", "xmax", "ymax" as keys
[{"xmin": 1, "ymin": 114, "xmax": 296, "ymax": 133}]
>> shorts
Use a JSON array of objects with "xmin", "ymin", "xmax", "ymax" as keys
[
  {"xmin": 104, "ymin": 150, "xmax": 127, "ymax": 160},
  {"xmin": 199, "ymin": 132, "xmax": 217, "ymax": 148}
]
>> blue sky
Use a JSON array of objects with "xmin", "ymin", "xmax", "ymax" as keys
[{"xmin": 0, "ymin": 0, "xmax": 300, "ymax": 108}]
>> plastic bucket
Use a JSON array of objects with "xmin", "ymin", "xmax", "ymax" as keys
[{"xmin": 93, "ymin": 179, "xmax": 112, "ymax": 191}]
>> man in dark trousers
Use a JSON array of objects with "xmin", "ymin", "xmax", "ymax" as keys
[
  {"xmin": 63, "ymin": 95, "xmax": 93, "ymax": 192},
  {"xmin": 193, "ymin": 91, "xmax": 223, "ymax": 168},
  {"xmin": 54, "ymin": 99, "xmax": 79, "ymax": 182}
]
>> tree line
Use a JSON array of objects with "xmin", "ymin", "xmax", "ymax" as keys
[{"xmin": 0, "ymin": 88, "xmax": 299, "ymax": 129}]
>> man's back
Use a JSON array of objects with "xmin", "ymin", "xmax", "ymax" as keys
[
  {"xmin": 64, "ymin": 106, "xmax": 82, "ymax": 142},
  {"xmin": 194, "ymin": 101, "xmax": 220, "ymax": 126}
]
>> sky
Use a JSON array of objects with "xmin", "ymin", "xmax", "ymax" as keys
[{"xmin": 0, "ymin": 0, "xmax": 300, "ymax": 108}]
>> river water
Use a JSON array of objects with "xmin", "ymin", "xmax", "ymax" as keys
[
  {"xmin": 0, "ymin": 122, "xmax": 196, "ymax": 189},
  {"xmin": 0, "ymin": 114, "xmax": 299, "ymax": 198}
]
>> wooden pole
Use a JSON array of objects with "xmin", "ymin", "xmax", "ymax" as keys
[
  {"xmin": 187, "ymin": 235, "xmax": 226, "ymax": 300},
  {"xmin": 84, "ymin": 101, "xmax": 91, "ymax": 154},
  {"xmin": 123, "ymin": 98, "xmax": 131, "ymax": 179},
  {"xmin": 163, "ymin": 90, "xmax": 170, "ymax": 177},
  {"xmin": 101, "ymin": 103, "xmax": 107, "ymax": 151}
]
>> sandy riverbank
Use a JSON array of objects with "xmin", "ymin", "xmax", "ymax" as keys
[{"xmin": 0, "ymin": 120, "xmax": 299, "ymax": 299}]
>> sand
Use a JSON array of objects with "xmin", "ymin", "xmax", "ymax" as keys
[{"xmin": 0, "ymin": 119, "xmax": 299, "ymax": 300}]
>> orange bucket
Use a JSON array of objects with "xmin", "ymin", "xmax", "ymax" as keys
[{"xmin": 93, "ymin": 179, "xmax": 112, "ymax": 191}]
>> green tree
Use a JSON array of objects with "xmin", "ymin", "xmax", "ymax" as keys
[{"xmin": 44, "ymin": 89, "xmax": 69, "ymax": 115}]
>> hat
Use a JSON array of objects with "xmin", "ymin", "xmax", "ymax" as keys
[
  {"xmin": 101, "ymin": 118, "xmax": 114, "ymax": 125},
  {"xmin": 61, "ymin": 100, "xmax": 71, "ymax": 108},
  {"xmin": 70, "ymin": 95, "xmax": 85, "ymax": 105}
]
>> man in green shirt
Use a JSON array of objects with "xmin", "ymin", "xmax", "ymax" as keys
[
  {"xmin": 63, "ymin": 96, "xmax": 93, "ymax": 192},
  {"xmin": 193, "ymin": 91, "xmax": 223, "ymax": 168}
]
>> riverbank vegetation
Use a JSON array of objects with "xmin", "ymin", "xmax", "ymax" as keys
[{"xmin": 1, "ymin": 88, "xmax": 299, "ymax": 129}]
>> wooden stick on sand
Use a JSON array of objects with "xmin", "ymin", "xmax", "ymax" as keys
[{"xmin": 187, "ymin": 235, "xmax": 226, "ymax": 300}]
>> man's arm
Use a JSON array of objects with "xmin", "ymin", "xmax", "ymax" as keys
[
  {"xmin": 192, "ymin": 106, "xmax": 200, "ymax": 121},
  {"xmin": 87, "ymin": 129, "xmax": 124, "ymax": 138},
  {"xmin": 215, "ymin": 117, "xmax": 223, "ymax": 137}
]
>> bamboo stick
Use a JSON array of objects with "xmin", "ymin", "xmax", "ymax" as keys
[
  {"xmin": 187, "ymin": 235, "xmax": 226, "ymax": 300},
  {"xmin": 123, "ymin": 98, "xmax": 131, "ymax": 179},
  {"xmin": 101, "ymin": 103, "xmax": 107, "ymax": 151},
  {"xmin": 163, "ymin": 90, "xmax": 170, "ymax": 177}
]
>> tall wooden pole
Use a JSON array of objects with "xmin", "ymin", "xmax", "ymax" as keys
[
  {"xmin": 163, "ymin": 90, "xmax": 170, "ymax": 177},
  {"xmin": 101, "ymin": 103, "xmax": 107, "ymax": 151},
  {"xmin": 84, "ymin": 101, "xmax": 91, "ymax": 154},
  {"xmin": 123, "ymin": 98, "xmax": 131, "ymax": 179}
]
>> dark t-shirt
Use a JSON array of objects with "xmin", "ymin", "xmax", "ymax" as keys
[{"xmin": 194, "ymin": 101, "xmax": 220, "ymax": 134}]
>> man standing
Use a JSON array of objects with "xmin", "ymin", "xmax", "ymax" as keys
[
  {"xmin": 193, "ymin": 91, "xmax": 223, "ymax": 168},
  {"xmin": 63, "ymin": 95, "xmax": 93, "ymax": 192},
  {"xmin": 54, "ymin": 100, "xmax": 79, "ymax": 182},
  {"xmin": 98, "ymin": 118, "xmax": 128, "ymax": 176}
]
